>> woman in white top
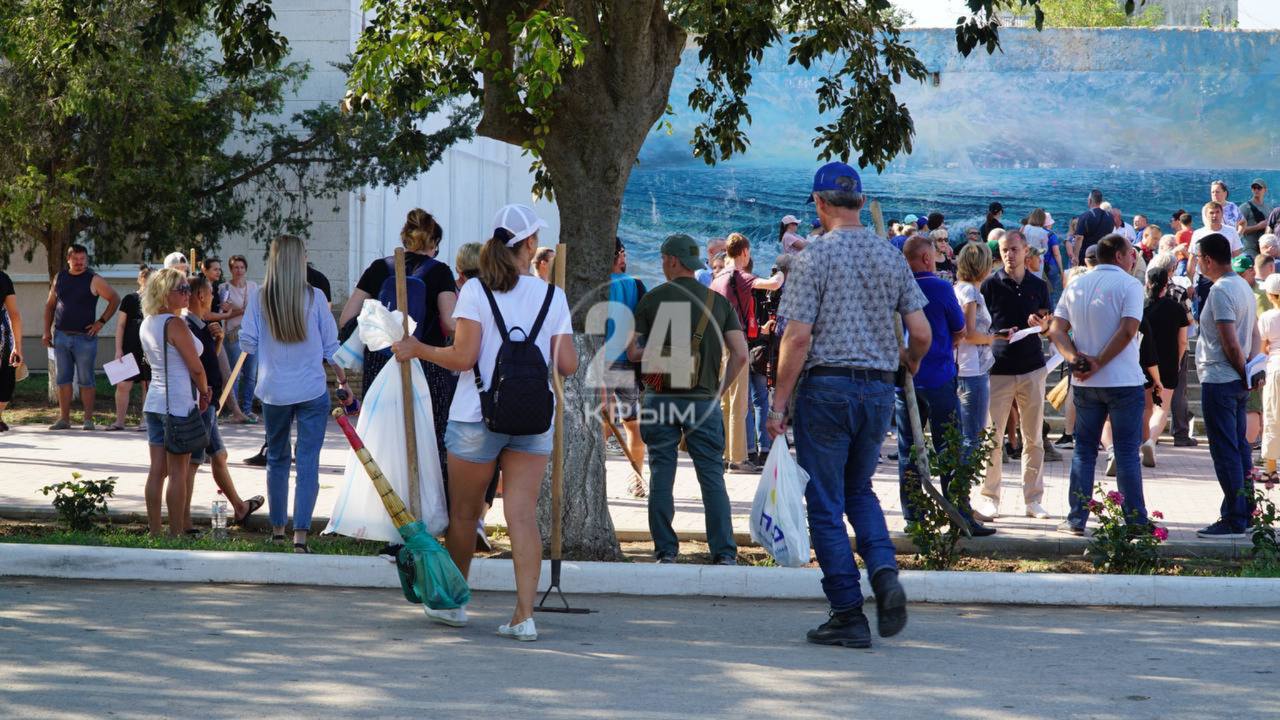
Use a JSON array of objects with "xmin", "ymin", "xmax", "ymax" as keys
[
  {"xmin": 778, "ymin": 214, "xmax": 807, "ymax": 254},
  {"xmin": 220, "ymin": 254, "xmax": 257, "ymax": 423},
  {"xmin": 1258, "ymin": 273, "xmax": 1280, "ymax": 475},
  {"xmin": 395, "ymin": 204, "xmax": 577, "ymax": 642},
  {"xmin": 953, "ymin": 243, "xmax": 1000, "ymax": 459},
  {"xmin": 140, "ymin": 268, "xmax": 210, "ymax": 537},
  {"xmin": 241, "ymin": 235, "xmax": 349, "ymax": 553}
]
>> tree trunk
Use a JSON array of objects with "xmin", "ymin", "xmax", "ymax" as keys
[
  {"xmin": 537, "ymin": 333, "xmax": 622, "ymax": 560},
  {"xmin": 44, "ymin": 225, "xmax": 72, "ymax": 403},
  {"xmin": 526, "ymin": 5, "xmax": 686, "ymax": 559}
]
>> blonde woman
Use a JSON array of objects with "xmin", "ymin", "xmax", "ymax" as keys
[
  {"xmin": 954, "ymin": 242, "xmax": 999, "ymax": 458},
  {"xmin": 455, "ymin": 242, "xmax": 482, "ymax": 290},
  {"xmin": 394, "ymin": 204, "xmax": 577, "ymax": 642},
  {"xmin": 108, "ymin": 264, "xmax": 151, "ymax": 431},
  {"xmin": 241, "ymin": 235, "xmax": 349, "ymax": 553},
  {"xmin": 140, "ymin": 268, "xmax": 210, "ymax": 536},
  {"xmin": 532, "ymin": 246, "xmax": 556, "ymax": 282}
]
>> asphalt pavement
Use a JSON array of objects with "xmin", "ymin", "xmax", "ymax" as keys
[{"xmin": 2, "ymin": 579, "xmax": 1278, "ymax": 719}]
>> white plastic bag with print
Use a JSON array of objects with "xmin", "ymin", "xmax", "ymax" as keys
[
  {"xmin": 750, "ymin": 435, "xmax": 811, "ymax": 567},
  {"xmin": 324, "ymin": 301, "xmax": 447, "ymax": 542}
]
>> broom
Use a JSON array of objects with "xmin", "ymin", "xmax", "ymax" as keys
[{"xmin": 331, "ymin": 408, "xmax": 470, "ymax": 610}]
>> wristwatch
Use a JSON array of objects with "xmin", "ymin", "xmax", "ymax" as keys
[{"xmin": 768, "ymin": 408, "xmax": 786, "ymax": 421}]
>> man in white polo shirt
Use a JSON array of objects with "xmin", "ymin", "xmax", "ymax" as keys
[{"xmin": 1047, "ymin": 234, "xmax": 1151, "ymax": 535}]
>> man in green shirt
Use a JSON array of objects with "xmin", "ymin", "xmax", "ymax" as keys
[{"xmin": 628, "ymin": 233, "xmax": 748, "ymax": 564}]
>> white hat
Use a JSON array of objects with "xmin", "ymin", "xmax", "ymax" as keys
[
  {"xmin": 493, "ymin": 204, "xmax": 549, "ymax": 246},
  {"xmin": 780, "ymin": 214, "xmax": 800, "ymax": 226},
  {"xmin": 1044, "ymin": 212, "xmax": 1055, "ymax": 228},
  {"xmin": 163, "ymin": 251, "xmax": 188, "ymax": 269},
  {"xmin": 1264, "ymin": 273, "xmax": 1280, "ymax": 296}
]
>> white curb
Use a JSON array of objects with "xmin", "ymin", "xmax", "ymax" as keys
[{"xmin": 2, "ymin": 544, "xmax": 1277, "ymax": 607}]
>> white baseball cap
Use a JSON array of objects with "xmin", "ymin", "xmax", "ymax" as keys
[
  {"xmin": 493, "ymin": 204, "xmax": 549, "ymax": 246},
  {"xmin": 780, "ymin": 214, "xmax": 800, "ymax": 226},
  {"xmin": 163, "ymin": 251, "xmax": 189, "ymax": 269},
  {"xmin": 1264, "ymin": 272, "xmax": 1280, "ymax": 296}
]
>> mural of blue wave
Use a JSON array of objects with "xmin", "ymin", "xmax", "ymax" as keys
[{"xmin": 619, "ymin": 28, "xmax": 1280, "ymax": 284}]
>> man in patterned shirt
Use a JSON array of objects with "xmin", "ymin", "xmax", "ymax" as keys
[{"xmin": 767, "ymin": 161, "xmax": 931, "ymax": 649}]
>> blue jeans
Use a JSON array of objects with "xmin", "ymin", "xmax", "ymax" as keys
[
  {"xmin": 1067, "ymin": 385, "xmax": 1148, "ymax": 528},
  {"xmin": 639, "ymin": 395, "xmax": 737, "ymax": 560},
  {"xmin": 745, "ymin": 371, "xmax": 769, "ymax": 455},
  {"xmin": 957, "ymin": 374, "xmax": 990, "ymax": 460},
  {"xmin": 53, "ymin": 330, "xmax": 97, "ymax": 387},
  {"xmin": 793, "ymin": 374, "xmax": 897, "ymax": 612},
  {"xmin": 224, "ymin": 334, "xmax": 258, "ymax": 415},
  {"xmin": 895, "ymin": 377, "xmax": 965, "ymax": 523},
  {"xmin": 1201, "ymin": 381, "xmax": 1254, "ymax": 532},
  {"xmin": 262, "ymin": 392, "xmax": 330, "ymax": 531}
]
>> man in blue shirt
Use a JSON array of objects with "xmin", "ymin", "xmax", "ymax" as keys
[
  {"xmin": 694, "ymin": 237, "xmax": 726, "ymax": 287},
  {"xmin": 604, "ymin": 237, "xmax": 648, "ymax": 497},
  {"xmin": 894, "ymin": 236, "xmax": 996, "ymax": 536},
  {"xmin": 1074, "ymin": 189, "xmax": 1113, "ymax": 266}
]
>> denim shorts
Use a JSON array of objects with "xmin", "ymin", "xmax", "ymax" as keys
[
  {"xmin": 445, "ymin": 420, "xmax": 554, "ymax": 463},
  {"xmin": 53, "ymin": 330, "xmax": 98, "ymax": 387},
  {"xmin": 143, "ymin": 408, "xmax": 223, "ymax": 462}
]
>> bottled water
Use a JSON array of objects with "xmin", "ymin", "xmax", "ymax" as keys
[{"xmin": 211, "ymin": 499, "xmax": 228, "ymax": 540}]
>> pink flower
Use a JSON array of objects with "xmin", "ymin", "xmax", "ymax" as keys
[
  {"xmin": 1255, "ymin": 508, "xmax": 1264, "ymax": 518},
  {"xmin": 1153, "ymin": 526, "xmax": 1169, "ymax": 542},
  {"xmin": 1151, "ymin": 511, "xmax": 1164, "ymax": 520},
  {"xmin": 1106, "ymin": 490, "xmax": 1125, "ymax": 505},
  {"xmin": 1087, "ymin": 499, "xmax": 1104, "ymax": 515}
]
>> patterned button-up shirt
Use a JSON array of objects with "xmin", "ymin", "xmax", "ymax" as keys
[{"xmin": 778, "ymin": 226, "xmax": 927, "ymax": 372}]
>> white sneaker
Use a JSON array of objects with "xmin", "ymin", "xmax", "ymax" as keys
[
  {"xmin": 1105, "ymin": 452, "xmax": 1117, "ymax": 477},
  {"xmin": 1024, "ymin": 502, "xmax": 1050, "ymax": 519},
  {"xmin": 1141, "ymin": 441, "xmax": 1156, "ymax": 468},
  {"xmin": 498, "ymin": 617, "xmax": 537, "ymax": 642},
  {"xmin": 424, "ymin": 605, "xmax": 468, "ymax": 627},
  {"xmin": 972, "ymin": 497, "xmax": 999, "ymax": 522}
]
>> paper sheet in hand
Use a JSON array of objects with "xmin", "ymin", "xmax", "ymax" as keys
[
  {"xmin": 1009, "ymin": 326, "xmax": 1042, "ymax": 344},
  {"xmin": 103, "ymin": 354, "xmax": 140, "ymax": 384},
  {"xmin": 1045, "ymin": 348, "xmax": 1064, "ymax": 374}
]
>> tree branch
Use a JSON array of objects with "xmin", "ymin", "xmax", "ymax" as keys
[{"xmin": 194, "ymin": 131, "xmax": 329, "ymax": 199}]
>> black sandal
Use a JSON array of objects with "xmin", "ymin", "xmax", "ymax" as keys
[
  {"xmin": 293, "ymin": 543, "xmax": 313, "ymax": 554},
  {"xmin": 270, "ymin": 533, "xmax": 287, "ymax": 543},
  {"xmin": 232, "ymin": 496, "xmax": 265, "ymax": 526}
]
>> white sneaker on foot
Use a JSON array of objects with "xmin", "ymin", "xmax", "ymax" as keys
[
  {"xmin": 1025, "ymin": 502, "xmax": 1050, "ymax": 519},
  {"xmin": 1105, "ymin": 452, "xmax": 1117, "ymax": 477},
  {"xmin": 972, "ymin": 497, "xmax": 999, "ymax": 522},
  {"xmin": 424, "ymin": 605, "xmax": 468, "ymax": 627},
  {"xmin": 1141, "ymin": 441, "xmax": 1156, "ymax": 468},
  {"xmin": 498, "ymin": 617, "xmax": 537, "ymax": 641}
]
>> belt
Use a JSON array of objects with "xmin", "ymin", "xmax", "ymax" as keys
[{"xmin": 807, "ymin": 366, "xmax": 895, "ymax": 384}]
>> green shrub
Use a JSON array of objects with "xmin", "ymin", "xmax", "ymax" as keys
[
  {"xmin": 904, "ymin": 424, "xmax": 995, "ymax": 570},
  {"xmin": 1082, "ymin": 488, "xmax": 1165, "ymax": 574},
  {"xmin": 39, "ymin": 473, "xmax": 117, "ymax": 531}
]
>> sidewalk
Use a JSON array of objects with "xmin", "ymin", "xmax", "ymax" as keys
[{"xmin": 0, "ymin": 419, "xmax": 1246, "ymax": 554}]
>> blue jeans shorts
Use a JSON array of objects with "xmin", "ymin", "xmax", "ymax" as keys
[
  {"xmin": 144, "ymin": 412, "xmax": 166, "ymax": 446},
  {"xmin": 445, "ymin": 420, "xmax": 554, "ymax": 463},
  {"xmin": 53, "ymin": 330, "xmax": 98, "ymax": 387},
  {"xmin": 143, "ymin": 407, "xmax": 223, "ymax": 462}
]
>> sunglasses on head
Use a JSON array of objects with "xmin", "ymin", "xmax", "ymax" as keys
[{"xmin": 175, "ymin": 284, "xmax": 191, "ymax": 294}]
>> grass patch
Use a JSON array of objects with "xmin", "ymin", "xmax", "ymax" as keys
[
  {"xmin": 0, "ymin": 521, "xmax": 383, "ymax": 556},
  {"xmin": 5, "ymin": 372, "xmax": 144, "ymax": 426}
]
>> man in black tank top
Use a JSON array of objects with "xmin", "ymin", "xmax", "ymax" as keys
[{"xmin": 41, "ymin": 244, "xmax": 120, "ymax": 431}]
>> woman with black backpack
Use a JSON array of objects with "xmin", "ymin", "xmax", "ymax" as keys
[{"xmin": 393, "ymin": 204, "xmax": 576, "ymax": 642}]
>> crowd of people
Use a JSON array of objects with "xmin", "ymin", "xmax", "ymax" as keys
[{"xmin": 2, "ymin": 169, "xmax": 1278, "ymax": 647}]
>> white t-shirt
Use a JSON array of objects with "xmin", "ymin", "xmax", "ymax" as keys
[
  {"xmin": 1259, "ymin": 308, "xmax": 1280, "ymax": 372},
  {"xmin": 953, "ymin": 282, "xmax": 994, "ymax": 377},
  {"xmin": 1022, "ymin": 225, "xmax": 1050, "ymax": 280},
  {"xmin": 782, "ymin": 231, "xmax": 807, "ymax": 255},
  {"xmin": 1190, "ymin": 226, "xmax": 1242, "ymax": 282},
  {"xmin": 449, "ymin": 275, "xmax": 573, "ymax": 423},
  {"xmin": 1052, "ymin": 265, "xmax": 1144, "ymax": 388}
]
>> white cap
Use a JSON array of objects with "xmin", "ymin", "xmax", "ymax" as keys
[
  {"xmin": 780, "ymin": 214, "xmax": 800, "ymax": 226},
  {"xmin": 163, "ymin": 251, "xmax": 189, "ymax": 269},
  {"xmin": 1264, "ymin": 272, "xmax": 1280, "ymax": 296},
  {"xmin": 1044, "ymin": 212, "xmax": 1055, "ymax": 228},
  {"xmin": 493, "ymin": 204, "xmax": 549, "ymax": 246}
]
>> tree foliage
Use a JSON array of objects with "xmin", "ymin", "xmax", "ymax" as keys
[
  {"xmin": 0, "ymin": 0, "xmax": 476, "ymax": 276},
  {"xmin": 1025, "ymin": 0, "xmax": 1163, "ymax": 28}
]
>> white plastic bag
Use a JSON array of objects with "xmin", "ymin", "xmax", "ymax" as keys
[
  {"xmin": 324, "ymin": 301, "xmax": 446, "ymax": 542},
  {"xmin": 750, "ymin": 435, "xmax": 811, "ymax": 567}
]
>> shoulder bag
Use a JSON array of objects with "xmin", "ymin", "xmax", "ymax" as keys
[{"xmin": 162, "ymin": 316, "xmax": 209, "ymax": 455}]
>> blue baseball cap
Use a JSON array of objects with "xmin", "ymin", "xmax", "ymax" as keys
[{"xmin": 807, "ymin": 161, "xmax": 863, "ymax": 203}]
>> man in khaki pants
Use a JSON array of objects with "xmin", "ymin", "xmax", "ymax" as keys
[
  {"xmin": 711, "ymin": 233, "xmax": 784, "ymax": 472},
  {"xmin": 974, "ymin": 230, "xmax": 1053, "ymax": 521}
]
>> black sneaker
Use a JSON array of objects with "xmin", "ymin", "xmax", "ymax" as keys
[
  {"xmin": 655, "ymin": 553, "xmax": 677, "ymax": 564},
  {"xmin": 244, "ymin": 450, "xmax": 267, "ymax": 467},
  {"xmin": 1173, "ymin": 436, "xmax": 1199, "ymax": 447},
  {"xmin": 377, "ymin": 543, "xmax": 403, "ymax": 563},
  {"xmin": 715, "ymin": 555, "xmax": 738, "ymax": 566},
  {"xmin": 870, "ymin": 568, "xmax": 908, "ymax": 638},
  {"xmin": 1054, "ymin": 434, "xmax": 1075, "ymax": 448},
  {"xmin": 1005, "ymin": 441, "xmax": 1022, "ymax": 460},
  {"xmin": 806, "ymin": 608, "xmax": 872, "ymax": 648},
  {"xmin": 1195, "ymin": 521, "xmax": 1247, "ymax": 539},
  {"xmin": 1056, "ymin": 521, "xmax": 1085, "ymax": 536},
  {"xmin": 967, "ymin": 521, "xmax": 997, "ymax": 537}
]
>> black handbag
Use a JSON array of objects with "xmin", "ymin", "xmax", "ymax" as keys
[{"xmin": 162, "ymin": 316, "xmax": 209, "ymax": 455}]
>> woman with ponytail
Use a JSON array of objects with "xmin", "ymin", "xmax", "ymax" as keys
[
  {"xmin": 241, "ymin": 235, "xmax": 350, "ymax": 553},
  {"xmin": 1139, "ymin": 261, "xmax": 1189, "ymax": 468},
  {"xmin": 339, "ymin": 208, "xmax": 458, "ymax": 484},
  {"xmin": 393, "ymin": 204, "xmax": 577, "ymax": 642}
]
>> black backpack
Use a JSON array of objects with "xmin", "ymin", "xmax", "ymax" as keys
[{"xmin": 474, "ymin": 281, "xmax": 557, "ymax": 436}]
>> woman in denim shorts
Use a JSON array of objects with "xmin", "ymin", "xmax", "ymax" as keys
[{"xmin": 394, "ymin": 204, "xmax": 577, "ymax": 642}]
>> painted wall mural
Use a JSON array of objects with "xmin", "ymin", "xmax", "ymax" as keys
[{"xmin": 619, "ymin": 28, "xmax": 1280, "ymax": 283}]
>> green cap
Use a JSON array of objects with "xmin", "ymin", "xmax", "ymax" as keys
[
  {"xmin": 661, "ymin": 233, "xmax": 702, "ymax": 271},
  {"xmin": 1232, "ymin": 255, "xmax": 1254, "ymax": 273}
]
